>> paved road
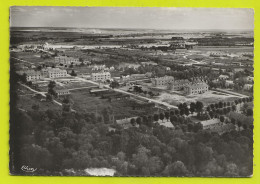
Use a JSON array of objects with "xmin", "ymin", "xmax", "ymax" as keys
[
  {"xmin": 75, "ymin": 77, "xmax": 178, "ymax": 109},
  {"xmin": 214, "ymin": 88, "xmax": 249, "ymax": 98},
  {"xmin": 68, "ymin": 86, "xmax": 97, "ymax": 91},
  {"xmin": 19, "ymin": 82, "xmax": 47, "ymax": 96},
  {"xmin": 113, "ymin": 88, "xmax": 178, "ymax": 109},
  {"xmin": 11, "ymin": 57, "xmax": 34, "ymax": 65}
]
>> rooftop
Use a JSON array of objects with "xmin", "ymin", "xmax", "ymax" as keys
[{"xmin": 201, "ymin": 118, "xmax": 220, "ymax": 127}]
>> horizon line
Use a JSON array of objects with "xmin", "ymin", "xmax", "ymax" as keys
[{"xmin": 10, "ymin": 26, "xmax": 254, "ymax": 31}]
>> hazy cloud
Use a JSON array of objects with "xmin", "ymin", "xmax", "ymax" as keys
[{"xmin": 10, "ymin": 7, "xmax": 254, "ymax": 30}]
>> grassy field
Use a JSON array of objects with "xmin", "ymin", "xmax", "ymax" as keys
[
  {"xmin": 69, "ymin": 89, "xmax": 158, "ymax": 119},
  {"xmin": 17, "ymin": 85, "xmax": 35, "ymax": 95},
  {"xmin": 37, "ymin": 80, "xmax": 98, "ymax": 92},
  {"xmin": 193, "ymin": 46, "xmax": 254, "ymax": 53},
  {"xmin": 11, "ymin": 52, "xmax": 54, "ymax": 65},
  {"xmin": 17, "ymin": 94, "xmax": 62, "ymax": 112},
  {"xmin": 68, "ymin": 65, "xmax": 93, "ymax": 74},
  {"xmin": 186, "ymin": 54, "xmax": 207, "ymax": 61},
  {"xmin": 155, "ymin": 90, "xmax": 239, "ymax": 106},
  {"xmin": 62, "ymin": 81, "xmax": 97, "ymax": 89}
]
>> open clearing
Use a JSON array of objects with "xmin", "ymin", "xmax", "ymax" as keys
[
  {"xmin": 69, "ymin": 89, "xmax": 159, "ymax": 119},
  {"xmin": 17, "ymin": 94, "xmax": 61, "ymax": 112},
  {"xmin": 155, "ymin": 90, "xmax": 239, "ymax": 106},
  {"xmin": 11, "ymin": 52, "xmax": 54, "ymax": 65}
]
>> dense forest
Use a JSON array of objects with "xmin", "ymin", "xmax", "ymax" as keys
[{"xmin": 9, "ymin": 106, "xmax": 253, "ymax": 176}]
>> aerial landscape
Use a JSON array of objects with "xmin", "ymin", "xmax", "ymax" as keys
[{"xmin": 9, "ymin": 7, "xmax": 254, "ymax": 177}]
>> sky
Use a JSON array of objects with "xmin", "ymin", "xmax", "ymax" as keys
[{"xmin": 10, "ymin": 7, "xmax": 254, "ymax": 30}]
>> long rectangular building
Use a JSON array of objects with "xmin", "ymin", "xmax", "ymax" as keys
[
  {"xmin": 184, "ymin": 82, "xmax": 209, "ymax": 95},
  {"xmin": 47, "ymin": 68, "xmax": 68, "ymax": 78},
  {"xmin": 91, "ymin": 72, "xmax": 111, "ymax": 81}
]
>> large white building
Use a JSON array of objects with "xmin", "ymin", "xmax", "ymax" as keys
[
  {"xmin": 91, "ymin": 72, "xmax": 111, "ymax": 81},
  {"xmin": 20, "ymin": 70, "xmax": 43, "ymax": 81},
  {"xmin": 201, "ymin": 119, "xmax": 221, "ymax": 130},
  {"xmin": 184, "ymin": 82, "xmax": 209, "ymax": 95},
  {"xmin": 56, "ymin": 89, "xmax": 71, "ymax": 98},
  {"xmin": 47, "ymin": 68, "xmax": 68, "ymax": 78}
]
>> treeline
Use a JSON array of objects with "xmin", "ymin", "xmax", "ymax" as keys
[
  {"xmin": 10, "ymin": 105, "xmax": 253, "ymax": 176},
  {"xmin": 122, "ymin": 62, "xmax": 218, "ymax": 80},
  {"xmin": 189, "ymin": 37, "xmax": 254, "ymax": 46}
]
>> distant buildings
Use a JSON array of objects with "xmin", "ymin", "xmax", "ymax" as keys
[
  {"xmin": 210, "ymin": 52, "xmax": 228, "ymax": 57},
  {"xmin": 91, "ymin": 64, "xmax": 106, "ymax": 71},
  {"xmin": 17, "ymin": 44, "xmax": 42, "ymax": 51},
  {"xmin": 152, "ymin": 76, "xmax": 208, "ymax": 95},
  {"xmin": 91, "ymin": 72, "xmax": 111, "ymax": 81},
  {"xmin": 170, "ymin": 38, "xmax": 197, "ymax": 50},
  {"xmin": 55, "ymin": 56, "xmax": 80, "ymax": 66}
]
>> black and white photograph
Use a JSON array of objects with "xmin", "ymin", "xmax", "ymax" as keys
[{"xmin": 9, "ymin": 7, "xmax": 254, "ymax": 177}]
